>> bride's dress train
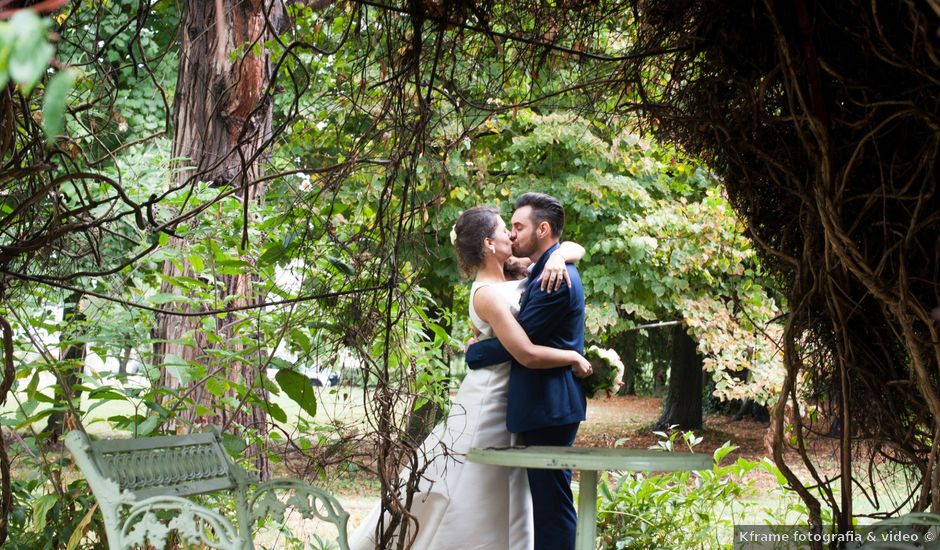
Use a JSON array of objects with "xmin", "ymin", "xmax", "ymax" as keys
[{"xmin": 349, "ymin": 280, "xmax": 533, "ymax": 550}]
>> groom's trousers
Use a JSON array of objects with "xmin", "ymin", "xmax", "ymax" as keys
[{"xmin": 521, "ymin": 422, "xmax": 580, "ymax": 550}]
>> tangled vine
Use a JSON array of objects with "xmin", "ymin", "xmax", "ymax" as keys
[{"xmin": 622, "ymin": 0, "xmax": 940, "ymax": 537}]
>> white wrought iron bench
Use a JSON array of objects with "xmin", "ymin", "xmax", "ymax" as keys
[{"xmin": 65, "ymin": 428, "xmax": 349, "ymax": 550}]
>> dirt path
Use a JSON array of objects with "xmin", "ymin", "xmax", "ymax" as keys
[{"xmin": 578, "ymin": 395, "xmax": 774, "ymax": 460}]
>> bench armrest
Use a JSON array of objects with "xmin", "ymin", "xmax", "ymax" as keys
[
  {"xmin": 247, "ymin": 478, "xmax": 350, "ymax": 550},
  {"xmin": 121, "ymin": 495, "xmax": 240, "ymax": 550}
]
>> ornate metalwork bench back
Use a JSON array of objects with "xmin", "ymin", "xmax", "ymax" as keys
[{"xmin": 65, "ymin": 429, "xmax": 350, "ymax": 550}]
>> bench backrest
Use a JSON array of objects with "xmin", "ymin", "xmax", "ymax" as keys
[{"xmin": 65, "ymin": 429, "xmax": 240, "ymax": 501}]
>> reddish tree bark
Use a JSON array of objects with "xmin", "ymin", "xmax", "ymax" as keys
[{"xmin": 155, "ymin": 0, "xmax": 282, "ymax": 479}]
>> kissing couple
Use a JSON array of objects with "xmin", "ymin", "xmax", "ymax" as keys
[{"xmin": 351, "ymin": 192, "xmax": 591, "ymax": 550}]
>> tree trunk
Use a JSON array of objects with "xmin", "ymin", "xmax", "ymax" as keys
[
  {"xmin": 117, "ymin": 344, "xmax": 131, "ymax": 375},
  {"xmin": 611, "ymin": 329, "xmax": 636, "ymax": 395},
  {"xmin": 155, "ymin": 0, "xmax": 282, "ymax": 479},
  {"xmin": 733, "ymin": 399, "xmax": 770, "ymax": 423},
  {"xmin": 651, "ymin": 328, "xmax": 669, "ymax": 394},
  {"xmin": 653, "ymin": 323, "xmax": 703, "ymax": 431}
]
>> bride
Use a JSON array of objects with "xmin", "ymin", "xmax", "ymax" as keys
[{"xmin": 350, "ymin": 206, "xmax": 591, "ymax": 550}]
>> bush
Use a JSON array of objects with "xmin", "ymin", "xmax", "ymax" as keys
[{"xmin": 596, "ymin": 430, "xmax": 759, "ymax": 549}]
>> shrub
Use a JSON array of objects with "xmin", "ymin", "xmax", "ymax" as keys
[{"xmin": 596, "ymin": 430, "xmax": 759, "ymax": 549}]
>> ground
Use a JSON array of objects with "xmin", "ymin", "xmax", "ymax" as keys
[{"xmin": 577, "ymin": 395, "xmax": 770, "ymax": 454}]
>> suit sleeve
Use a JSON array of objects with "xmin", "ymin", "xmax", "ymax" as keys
[
  {"xmin": 465, "ymin": 275, "xmax": 573, "ymax": 370},
  {"xmin": 465, "ymin": 337, "xmax": 512, "ymax": 370},
  {"xmin": 510, "ymin": 281, "xmax": 572, "ymax": 345}
]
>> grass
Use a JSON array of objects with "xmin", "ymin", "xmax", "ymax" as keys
[{"xmin": 0, "ymin": 370, "xmax": 371, "ymax": 437}]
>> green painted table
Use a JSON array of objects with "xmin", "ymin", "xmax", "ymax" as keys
[{"xmin": 467, "ymin": 446, "xmax": 713, "ymax": 550}]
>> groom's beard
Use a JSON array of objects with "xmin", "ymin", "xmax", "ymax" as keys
[{"xmin": 511, "ymin": 237, "xmax": 537, "ymax": 260}]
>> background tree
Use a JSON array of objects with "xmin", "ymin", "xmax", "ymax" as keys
[
  {"xmin": 152, "ymin": 0, "xmax": 285, "ymax": 480},
  {"xmin": 416, "ymin": 112, "xmax": 784, "ymax": 426}
]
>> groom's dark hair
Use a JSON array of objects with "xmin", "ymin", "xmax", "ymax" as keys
[{"xmin": 514, "ymin": 192, "xmax": 564, "ymax": 239}]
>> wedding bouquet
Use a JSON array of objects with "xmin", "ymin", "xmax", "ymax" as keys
[{"xmin": 580, "ymin": 345, "xmax": 626, "ymax": 398}]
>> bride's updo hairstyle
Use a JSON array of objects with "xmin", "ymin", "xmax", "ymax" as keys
[{"xmin": 453, "ymin": 207, "xmax": 500, "ymax": 278}]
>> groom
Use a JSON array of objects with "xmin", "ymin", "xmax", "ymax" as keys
[{"xmin": 465, "ymin": 192, "xmax": 587, "ymax": 550}]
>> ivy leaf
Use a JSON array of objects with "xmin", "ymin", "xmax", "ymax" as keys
[
  {"xmin": 275, "ymin": 369, "xmax": 317, "ymax": 418},
  {"xmin": 42, "ymin": 68, "xmax": 75, "ymax": 143}
]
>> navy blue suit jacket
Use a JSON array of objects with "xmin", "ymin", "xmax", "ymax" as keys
[{"xmin": 465, "ymin": 243, "xmax": 587, "ymax": 433}]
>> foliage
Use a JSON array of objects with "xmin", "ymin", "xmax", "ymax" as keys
[
  {"xmin": 596, "ymin": 430, "xmax": 758, "ymax": 549},
  {"xmin": 0, "ymin": 0, "xmax": 800, "ymax": 546},
  {"xmin": 421, "ymin": 111, "xmax": 784, "ymax": 403},
  {"xmin": 0, "ymin": 10, "xmax": 75, "ymax": 143},
  {"xmin": 595, "ymin": 428, "xmax": 842, "ymax": 549},
  {"xmin": 4, "ymin": 469, "xmax": 103, "ymax": 549}
]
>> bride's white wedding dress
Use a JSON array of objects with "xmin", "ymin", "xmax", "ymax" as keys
[{"xmin": 349, "ymin": 279, "xmax": 534, "ymax": 550}]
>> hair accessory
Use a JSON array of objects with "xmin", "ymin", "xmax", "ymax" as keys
[{"xmin": 450, "ymin": 224, "xmax": 458, "ymax": 245}]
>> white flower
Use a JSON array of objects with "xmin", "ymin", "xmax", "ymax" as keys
[
  {"xmin": 582, "ymin": 346, "xmax": 626, "ymax": 398},
  {"xmin": 449, "ymin": 225, "xmax": 458, "ymax": 245}
]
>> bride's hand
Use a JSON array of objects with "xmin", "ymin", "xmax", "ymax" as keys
[
  {"xmin": 571, "ymin": 355, "xmax": 593, "ymax": 378},
  {"xmin": 539, "ymin": 250, "xmax": 571, "ymax": 293}
]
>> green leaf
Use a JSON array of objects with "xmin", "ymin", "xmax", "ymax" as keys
[
  {"xmin": 162, "ymin": 353, "xmax": 195, "ymax": 384},
  {"xmin": 42, "ymin": 68, "xmax": 75, "ymax": 142},
  {"xmin": 87, "ymin": 387, "xmax": 125, "ymax": 401},
  {"xmin": 275, "ymin": 368, "xmax": 317, "ymax": 418},
  {"xmin": 24, "ymin": 371, "xmax": 39, "ymax": 400},
  {"xmin": 32, "ymin": 493, "xmax": 57, "ymax": 533},
  {"xmin": 206, "ymin": 377, "xmax": 227, "ymax": 397},
  {"xmin": 8, "ymin": 11, "xmax": 53, "ymax": 92},
  {"xmin": 290, "ymin": 329, "xmax": 311, "ymax": 354},
  {"xmin": 136, "ymin": 415, "xmax": 160, "ymax": 436},
  {"xmin": 0, "ymin": 25, "xmax": 15, "ymax": 92},
  {"xmin": 713, "ymin": 441, "xmax": 737, "ymax": 464},
  {"xmin": 258, "ymin": 242, "xmax": 286, "ymax": 265},
  {"xmin": 16, "ymin": 407, "xmax": 60, "ymax": 429},
  {"xmin": 189, "ymin": 253, "xmax": 205, "ymax": 273},
  {"xmin": 265, "ymin": 401, "xmax": 287, "ymax": 423},
  {"xmin": 221, "ymin": 432, "xmax": 247, "ymax": 454},
  {"xmin": 327, "ymin": 256, "xmax": 356, "ymax": 276}
]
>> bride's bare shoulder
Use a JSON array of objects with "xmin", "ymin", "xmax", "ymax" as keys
[{"xmin": 472, "ymin": 284, "xmax": 507, "ymax": 312}]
